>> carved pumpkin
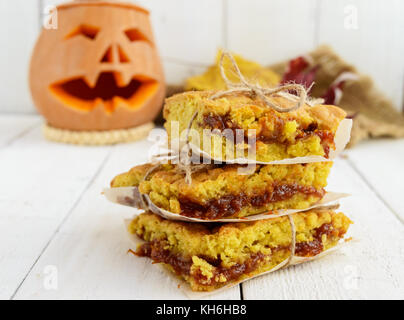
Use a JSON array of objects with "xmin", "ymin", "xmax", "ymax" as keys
[{"xmin": 29, "ymin": 1, "xmax": 165, "ymax": 131}]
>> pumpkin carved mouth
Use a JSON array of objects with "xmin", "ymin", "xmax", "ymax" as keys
[{"xmin": 50, "ymin": 72, "xmax": 159, "ymax": 112}]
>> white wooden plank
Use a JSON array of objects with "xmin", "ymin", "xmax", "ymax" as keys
[
  {"xmin": 0, "ymin": 126, "xmax": 112, "ymax": 299},
  {"xmin": 41, "ymin": 0, "xmax": 65, "ymax": 7},
  {"xmin": 345, "ymin": 139, "xmax": 404, "ymax": 223},
  {"xmin": 13, "ymin": 140, "xmax": 240, "ymax": 300},
  {"xmin": 44, "ymin": 0, "xmax": 224, "ymax": 65},
  {"xmin": 0, "ymin": 0, "xmax": 40, "ymax": 113},
  {"xmin": 162, "ymin": 59, "xmax": 206, "ymax": 85},
  {"xmin": 135, "ymin": 0, "xmax": 223, "ymax": 65},
  {"xmin": 0, "ymin": 114, "xmax": 40, "ymax": 147},
  {"xmin": 242, "ymin": 158, "xmax": 404, "ymax": 299},
  {"xmin": 226, "ymin": 0, "xmax": 317, "ymax": 65},
  {"xmin": 317, "ymin": 0, "xmax": 404, "ymax": 110}
]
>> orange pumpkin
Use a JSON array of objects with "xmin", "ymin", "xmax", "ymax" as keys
[{"xmin": 29, "ymin": 1, "xmax": 165, "ymax": 131}]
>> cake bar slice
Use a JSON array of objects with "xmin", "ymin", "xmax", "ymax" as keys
[
  {"xmin": 111, "ymin": 162, "xmax": 332, "ymax": 220},
  {"xmin": 164, "ymin": 91, "xmax": 347, "ymax": 162},
  {"xmin": 129, "ymin": 209, "xmax": 352, "ymax": 291}
]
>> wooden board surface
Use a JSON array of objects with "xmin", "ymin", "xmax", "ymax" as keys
[
  {"xmin": 0, "ymin": 115, "xmax": 403, "ymax": 300},
  {"xmin": 242, "ymin": 159, "xmax": 404, "ymax": 299}
]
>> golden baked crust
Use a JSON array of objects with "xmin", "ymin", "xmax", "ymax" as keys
[
  {"xmin": 129, "ymin": 209, "xmax": 352, "ymax": 291},
  {"xmin": 111, "ymin": 161, "xmax": 332, "ymax": 219},
  {"xmin": 164, "ymin": 91, "xmax": 346, "ymax": 162}
]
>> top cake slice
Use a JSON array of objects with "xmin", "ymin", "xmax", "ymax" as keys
[{"xmin": 164, "ymin": 91, "xmax": 348, "ymax": 163}]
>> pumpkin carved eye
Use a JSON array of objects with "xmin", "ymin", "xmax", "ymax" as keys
[
  {"xmin": 65, "ymin": 24, "xmax": 100, "ymax": 40},
  {"xmin": 124, "ymin": 28, "xmax": 151, "ymax": 44}
]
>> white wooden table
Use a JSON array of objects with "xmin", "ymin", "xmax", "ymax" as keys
[{"xmin": 1, "ymin": 114, "xmax": 403, "ymax": 300}]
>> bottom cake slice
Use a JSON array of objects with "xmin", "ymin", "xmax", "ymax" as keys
[{"xmin": 128, "ymin": 209, "xmax": 352, "ymax": 291}]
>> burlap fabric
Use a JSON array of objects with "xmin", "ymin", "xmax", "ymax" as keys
[{"xmin": 270, "ymin": 45, "xmax": 404, "ymax": 147}]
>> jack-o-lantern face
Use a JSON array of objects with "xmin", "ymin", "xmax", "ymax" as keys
[{"xmin": 30, "ymin": 1, "xmax": 165, "ymax": 131}]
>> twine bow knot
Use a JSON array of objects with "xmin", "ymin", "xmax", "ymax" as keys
[
  {"xmin": 151, "ymin": 52, "xmax": 313, "ymax": 185},
  {"xmin": 210, "ymin": 51, "xmax": 309, "ymax": 112}
]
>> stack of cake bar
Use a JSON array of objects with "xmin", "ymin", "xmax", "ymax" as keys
[{"xmin": 106, "ymin": 91, "xmax": 353, "ymax": 292}]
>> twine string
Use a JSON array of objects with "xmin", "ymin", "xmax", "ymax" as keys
[
  {"xmin": 178, "ymin": 111, "xmax": 199, "ymax": 184},
  {"xmin": 146, "ymin": 114, "xmax": 213, "ymax": 185},
  {"xmin": 153, "ymin": 52, "xmax": 312, "ymax": 184},
  {"xmin": 210, "ymin": 51, "xmax": 308, "ymax": 113},
  {"xmin": 138, "ymin": 163, "xmax": 162, "ymax": 209},
  {"xmin": 282, "ymin": 204, "xmax": 341, "ymax": 268}
]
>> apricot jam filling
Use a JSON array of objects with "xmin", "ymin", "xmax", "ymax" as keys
[
  {"xmin": 133, "ymin": 222, "xmax": 344, "ymax": 286},
  {"xmin": 178, "ymin": 184, "xmax": 325, "ymax": 219},
  {"xmin": 202, "ymin": 113, "xmax": 335, "ymax": 158}
]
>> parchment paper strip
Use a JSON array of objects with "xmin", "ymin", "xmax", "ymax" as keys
[
  {"xmin": 104, "ymin": 188, "xmax": 348, "ymax": 222},
  {"xmin": 169, "ymin": 118, "xmax": 352, "ymax": 165}
]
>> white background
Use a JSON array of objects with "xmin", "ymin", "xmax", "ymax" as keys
[{"xmin": 1, "ymin": 0, "xmax": 404, "ymax": 113}]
